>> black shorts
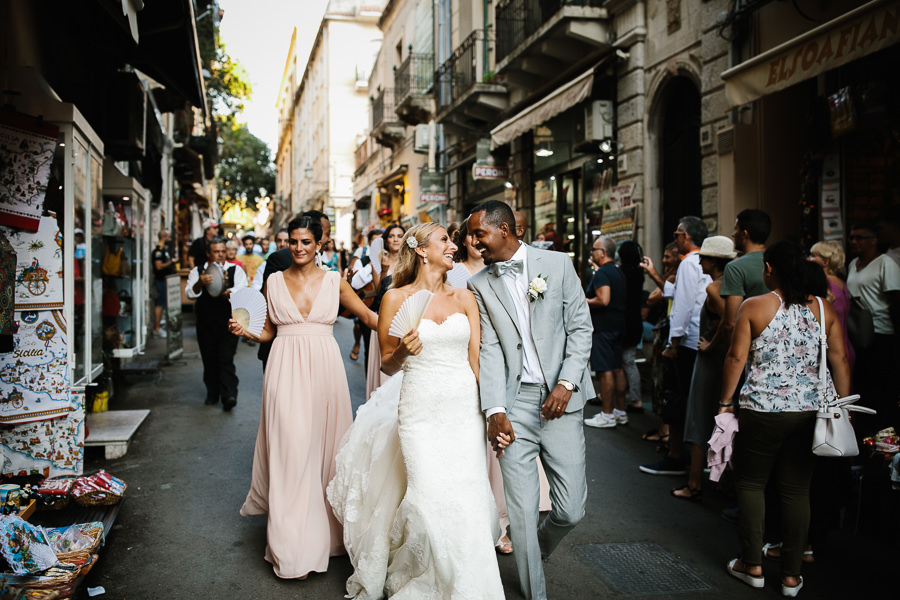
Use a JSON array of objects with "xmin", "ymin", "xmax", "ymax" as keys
[{"xmin": 590, "ymin": 331, "xmax": 623, "ymax": 372}]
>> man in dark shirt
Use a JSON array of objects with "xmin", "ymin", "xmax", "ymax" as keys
[
  {"xmin": 151, "ymin": 230, "xmax": 176, "ymax": 337},
  {"xmin": 187, "ymin": 219, "xmax": 220, "ymax": 270},
  {"xmin": 583, "ymin": 236, "xmax": 629, "ymax": 428},
  {"xmin": 256, "ymin": 210, "xmax": 331, "ymax": 370}
]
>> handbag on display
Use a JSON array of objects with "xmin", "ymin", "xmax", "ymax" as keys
[
  {"xmin": 102, "ymin": 246, "xmax": 123, "ymax": 276},
  {"xmin": 847, "ymin": 295, "xmax": 875, "ymax": 350},
  {"xmin": 118, "ymin": 289, "xmax": 132, "ymax": 318},
  {"xmin": 811, "ymin": 296, "xmax": 875, "ymax": 457},
  {"xmin": 101, "ymin": 202, "xmax": 122, "ymax": 237}
]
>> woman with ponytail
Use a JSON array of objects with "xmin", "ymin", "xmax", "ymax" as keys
[{"xmin": 719, "ymin": 240, "xmax": 850, "ymax": 596}]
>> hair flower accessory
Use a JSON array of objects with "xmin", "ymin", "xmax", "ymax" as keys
[{"xmin": 406, "ymin": 237, "xmax": 419, "ymax": 249}]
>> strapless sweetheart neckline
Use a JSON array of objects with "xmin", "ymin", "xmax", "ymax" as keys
[{"xmin": 419, "ymin": 312, "xmax": 467, "ymax": 328}]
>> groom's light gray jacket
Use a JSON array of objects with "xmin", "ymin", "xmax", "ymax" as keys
[{"xmin": 468, "ymin": 245, "xmax": 595, "ymax": 413}]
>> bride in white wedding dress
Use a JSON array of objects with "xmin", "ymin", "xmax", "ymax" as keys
[{"xmin": 328, "ymin": 223, "xmax": 506, "ymax": 599}]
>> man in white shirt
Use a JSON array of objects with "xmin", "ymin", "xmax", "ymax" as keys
[
  {"xmin": 186, "ymin": 238, "xmax": 248, "ymax": 411},
  {"xmin": 252, "ymin": 229, "xmax": 290, "ymax": 291},
  {"xmin": 640, "ymin": 216, "xmax": 711, "ymax": 475},
  {"xmin": 847, "ymin": 221, "xmax": 900, "ymax": 428}
]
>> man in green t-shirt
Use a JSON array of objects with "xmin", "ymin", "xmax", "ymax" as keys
[{"xmin": 715, "ymin": 209, "xmax": 772, "ymax": 348}]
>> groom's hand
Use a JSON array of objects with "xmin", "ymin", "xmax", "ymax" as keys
[
  {"xmin": 542, "ymin": 385, "xmax": 572, "ymax": 421},
  {"xmin": 488, "ymin": 413, "xmax": 516, "ymax": 457}
]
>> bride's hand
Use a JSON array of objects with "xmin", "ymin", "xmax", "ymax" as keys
[
  {"xmin": 494, "ymin": 432, "xmax": 512, "ymax": 459},
  {"xmin": 396, "ymin": 329, "xmax": 422, "ymax": 361},
  {"xmin": 488, "ymin": 413, "xmax": 516, "ymax": 458}
]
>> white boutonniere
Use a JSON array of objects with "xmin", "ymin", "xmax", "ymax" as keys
[{"xmin": 527, "ymin": 274, "xmax": 548, "ymax": 302}]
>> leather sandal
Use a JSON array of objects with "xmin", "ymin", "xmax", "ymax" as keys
[{"xmin": 495, "ymin": 535, "xmax": 513, "ymax": 554}]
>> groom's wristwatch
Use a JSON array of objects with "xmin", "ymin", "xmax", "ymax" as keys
[{"xmin": 557, "ymin": 380, "xmax": 575, "ymax": 392}]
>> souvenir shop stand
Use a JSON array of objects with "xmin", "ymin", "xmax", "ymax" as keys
[{"xmin": 1, "ymin": 72, "xmax": 141, "ymax": 597}]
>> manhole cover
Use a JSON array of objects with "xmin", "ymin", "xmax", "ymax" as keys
[{"xmin": 575, "ymin": 542, "xmax": 714, "ymax": 596}]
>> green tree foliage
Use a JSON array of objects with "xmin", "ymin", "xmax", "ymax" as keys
[
  {"xmin": 216, "ymin": 115, "xmax": 275, "ymax": 213},
  {"xmin": 195, "ymin": 1, "xmax": 273, "ymax": 213}
]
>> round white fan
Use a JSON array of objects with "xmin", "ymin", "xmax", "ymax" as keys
[
  {"xmin": 388, "ymin": 290, "xmax": 433, "ymax": 338},
  {"xmin": 230, "ymin": 287, "xmax": 267, "ymax": 338}
]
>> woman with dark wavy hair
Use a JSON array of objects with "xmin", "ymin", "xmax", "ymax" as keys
[{"xmin": 720, "ymin": 240, "xmax": 850, "ymax": 597}]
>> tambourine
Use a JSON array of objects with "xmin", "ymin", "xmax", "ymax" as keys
[{"xmin": 203, "ymin": 262, "xmax": 226, "ymax": 298}]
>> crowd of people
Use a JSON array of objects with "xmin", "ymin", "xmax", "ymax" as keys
[
  {"xmin": 580, "ymin": 206, "xmax": 899, "ymax": 596},
  {"xmin": 179, "ymin": 198, "xmax": 899, "ymax": 598}
]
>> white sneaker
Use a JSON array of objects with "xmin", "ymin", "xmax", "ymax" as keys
[
  {"xmin": 614, "ymin": 411, "xmax": 628, "ymax": 425},
  {"xmin": 155, "ymin": 330, "xmax": 168, "ymax": 339},
  {"xmin": 584, "ymin": 413, "xmax": 617, "ymax": 428}
]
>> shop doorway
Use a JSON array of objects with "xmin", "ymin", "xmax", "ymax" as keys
[
  {"xmin": 533, "ymin": 169, "xmax": 583, "ymax": 273},
  {"xmin": 658, "ymin": 77, "xmax": 702, "ymax": 245}
]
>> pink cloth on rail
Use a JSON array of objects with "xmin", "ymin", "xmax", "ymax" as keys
[{"xmin": 707, "ymin": 412, "xmax": 739, "ymax": 482}]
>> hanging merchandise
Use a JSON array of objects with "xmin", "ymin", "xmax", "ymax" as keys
[
  {"xmin": 5, "ymin": 215, "xmax": 64, "ymax": 309},
  {"xmin": 101, "ymin": 245, "xmax": 123, "ymax": 276},
  {"xmin": 0, "ymin": 109, "xmax": 60, "ymax": 232},
  {"xmin": 827, "ymin": 87, "xmax": 856, "ymax": 138},
  {"xmin": 101, "ymin": 201, "xmax": 121, "ymax": 237},
  {"xmin": 0, "ymin": 309, "xmax": 72, "ymax": 424},
  {"xmin": 0, "ymin": 232, "xmax": 16, "ymax": 352}
]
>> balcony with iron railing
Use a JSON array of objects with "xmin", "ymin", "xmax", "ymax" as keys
[
  {"xmin": 394, "ymin": 52, "xmax": 435, "ymax": 125},
  {"xmin": 371, "ymin": 88, "xmax": 405, "ymax": 147},
  {"xmin": 494, "ymin": 0, "xmax": 610, "ymax": 90},
  {"xmin": 433, "ymin": 30, "xmax": 508, "ymax": 132}
]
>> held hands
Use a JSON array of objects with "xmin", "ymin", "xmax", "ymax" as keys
[
  {"xmin": 488, "ymin": 413, "xmax": 516, "ymax": 458},
  {"xmin": 541, "ymin": 384, "xmax": 572, "ymax": 421}
]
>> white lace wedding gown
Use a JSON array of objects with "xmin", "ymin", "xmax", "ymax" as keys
[{"xmin": 328, "ymin": 312, "xmax": 504, "ymax": 599}]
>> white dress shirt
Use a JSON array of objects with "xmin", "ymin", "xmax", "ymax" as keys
[
  {"xmin": 252, "ymin": 261, "xmax": 267, "ymax": 291},
  {"xmin": 486, "ymin": 243, "xmax": 545, "ymax": 419},
  {"xmin": 668, "ymin": 250, "xmax": 711, "ymax": 350}
]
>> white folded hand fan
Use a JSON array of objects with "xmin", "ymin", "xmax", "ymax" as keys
[
  {"xmin": 388, "ymin": 290, "xmax": 433, "ymax": 338},
  {"xmin": 230, "ymin": 287, "xmax": 267, "ymax": 338}
]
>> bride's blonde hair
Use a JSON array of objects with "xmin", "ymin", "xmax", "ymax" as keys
[{"xmin": 391, "ymin": 222, "xmax": 447, "ymax": 289}]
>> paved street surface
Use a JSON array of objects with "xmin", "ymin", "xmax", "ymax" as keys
[{"xmin": 76, "ymin": 312, "xmax": 894, "ymax": 599}]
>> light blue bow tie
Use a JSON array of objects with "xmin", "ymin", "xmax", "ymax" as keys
[{"xmin": 494, "ymin": 259, "xmax": 524, "ymax": 277}]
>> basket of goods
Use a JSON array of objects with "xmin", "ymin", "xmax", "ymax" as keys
[
  {"xmin": 32, "ymin": 477, "xmax": 76, "ymax": 512},
  {"xmin": 0, "ymin": 515, "xmax": 59, "ymax": 580},
  {"xmin": 44, "ymin": 522, "xmax": 104, "ymax": 564},
  {"xmin": 70, "ymin": 471, "xmax": 126, "ymax": 507}
]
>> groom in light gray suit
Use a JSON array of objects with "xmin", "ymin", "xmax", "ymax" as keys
[{"xmin": 467, "ymin": 201, "xmax": 593, "ymax": 600}]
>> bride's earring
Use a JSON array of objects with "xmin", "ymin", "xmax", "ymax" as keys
[{"xmin": 423, "ymin": 257, "xmax": 428, "ymax": 264}]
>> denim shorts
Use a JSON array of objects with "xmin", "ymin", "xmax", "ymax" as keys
[{"xmin": 154, "ymin": 280, "xmax": 167, "ymax": 308}]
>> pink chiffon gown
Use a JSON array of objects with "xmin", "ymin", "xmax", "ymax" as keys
[{"xmin": 240, "ymin": 270, "xmax": 352, "ymax": 578}]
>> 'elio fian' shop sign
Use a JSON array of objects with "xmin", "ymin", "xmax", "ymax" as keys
[{"xmin": 722, "ymin": 0, "xmax": 899, "ymax": 107}]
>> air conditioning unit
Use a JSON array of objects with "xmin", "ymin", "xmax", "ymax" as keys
[
  {"xmin": 574, "ymin": 100, "xmax": 613, "ymax": 151},
  {"xmin": 413, "ymin": 124, "xmax": 430, "ymax": 154}
]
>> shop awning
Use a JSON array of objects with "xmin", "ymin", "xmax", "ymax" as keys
[
  {"xmin": 126, "ymin": 0, "xmax": 207, "ymax": 112},
  {"xmin": 722, "ymin": 0, "xmax": 900, "ymax": 107},
  {"xmin": 376, "ymin": 165, "xmax": 408, "ymax": 188},
  {"xmin": 490, "ymin": 67, "xmax": 594, "ymax": 149}
]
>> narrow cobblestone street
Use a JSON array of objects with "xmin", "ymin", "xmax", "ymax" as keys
[{"xmin": 76, "ymin": 312, "xmax": 894, "ymax": 599}]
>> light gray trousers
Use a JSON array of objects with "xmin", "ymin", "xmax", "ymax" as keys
[{"xmin": 500, "ymin": 383, "xmax": 587, "ymax": 600}]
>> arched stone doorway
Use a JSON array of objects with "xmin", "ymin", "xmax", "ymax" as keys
[{"xmin": 658, "ymin": 77, "xmax": 702, "ymax": 243}]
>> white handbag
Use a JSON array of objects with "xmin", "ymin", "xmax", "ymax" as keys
[{"xmin": 811, "ymin": 296, "xmax": 875, "ymax": 457}]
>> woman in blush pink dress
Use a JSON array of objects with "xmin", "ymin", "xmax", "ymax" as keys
[{"xmin": 229, "ymin": 216, "xmax": 377, "ymax": 579}]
